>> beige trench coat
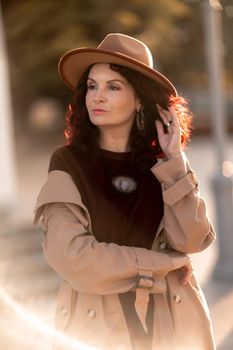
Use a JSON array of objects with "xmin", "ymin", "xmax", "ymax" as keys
[{"xmin": 33, "ymin": 152, "xmax": 216, "ymax": 350}]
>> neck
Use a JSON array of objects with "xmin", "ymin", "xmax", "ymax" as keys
[{"xmin": 99, "ymin": 128, "xmax": 131, "ymax": 152}]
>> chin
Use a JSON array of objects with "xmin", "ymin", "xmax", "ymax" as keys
[{"xmin": 89, "ymin": 117, "xmax": 113, "ymax": 127}]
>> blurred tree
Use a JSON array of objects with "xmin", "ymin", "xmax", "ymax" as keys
[{"xmin": 1, "ymin": 0, "xmax": 232, "ymax": 125}]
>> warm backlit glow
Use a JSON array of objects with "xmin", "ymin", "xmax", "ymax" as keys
[
  {"xmin": 210, "ymin": 288, "xmax": 233, "ymax": 346},
  {"xmin": 0, "ymin": 285, "xmax": 100, "ymax": 350},
  {"xmin": 1, "ymin": 283, "xmax": 233, "ymax": 348},
  {"xmin": 209, "ymin": 0, "xmax": 223, "ymax": 11}
]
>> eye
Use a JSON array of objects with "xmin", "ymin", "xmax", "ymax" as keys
[
  {"xmin": 87, "ymin": 83, "xmax": 96, "ymax": 90},
  {"xmin": 109, "ymin": 85, "xmax": 120, "ymax": 91}
]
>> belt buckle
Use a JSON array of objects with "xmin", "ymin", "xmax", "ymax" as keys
[{"xmin": 136, "ymin": 275, "xmax": 154, "ymax": 290}]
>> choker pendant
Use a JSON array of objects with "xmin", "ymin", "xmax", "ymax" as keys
[{"xmin": 111, "ymin": 175, "xmax": 137, "ymax": 194}]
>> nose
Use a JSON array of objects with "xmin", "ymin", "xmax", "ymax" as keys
[{"xmin": 93, "ymin": 87, "xmax": 106, "ymax": 103}]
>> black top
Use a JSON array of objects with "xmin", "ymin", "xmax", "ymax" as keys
[
  {"xmin": 49, "ymin": 145, "xmax": 163, "ymax": 248},
  {"xmin": 48, "ymin": 144, "xmax": 164, "ymax": 349}
]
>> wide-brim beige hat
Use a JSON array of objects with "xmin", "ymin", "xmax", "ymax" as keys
[{"xmin": 58, "ymin": 33, "xmax": 177, "ymax": 96}]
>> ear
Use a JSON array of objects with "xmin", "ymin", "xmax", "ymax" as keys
[{"xmin": 135, "ymin": 99, "xmax": 142, "ymax": 112}]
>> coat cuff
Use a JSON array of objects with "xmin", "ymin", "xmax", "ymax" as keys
[
  {"xmin": 150, "ymin": 152, "xmax": 188, "ymax": 187},
  {"xmin": 132, "ymin": 247, "xmax": 173, "ymax": 281},
  {"xmin": 163, "ymin": 171, "xmax": 199, "ymax": 206}
]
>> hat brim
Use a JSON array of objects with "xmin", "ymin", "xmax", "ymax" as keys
[{"xmin": 58, "ymin": 48, "xmax": 177, "ymax": 96}]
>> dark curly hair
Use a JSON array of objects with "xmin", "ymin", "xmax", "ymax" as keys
[{"xmin": 64, "ymin": 63, "xmax": 193, "ymax": 171}]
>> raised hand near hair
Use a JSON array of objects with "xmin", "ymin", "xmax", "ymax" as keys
[{"xmin": 155, "ymin": 105, "xmax": 182, "ymax": 159}]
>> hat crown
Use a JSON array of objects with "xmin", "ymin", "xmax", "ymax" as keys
[
  {"xmin": 97, "ymin": 33, "xmax": 153, "ymax": 69},
  {"xmin": 58, "ymin": 33, "xmax": 177, "ymax": 96}
]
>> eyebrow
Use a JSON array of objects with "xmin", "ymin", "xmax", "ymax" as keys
[{"xmin": 87, "ymin": 77, "xmax": 126, "ymax": 85}]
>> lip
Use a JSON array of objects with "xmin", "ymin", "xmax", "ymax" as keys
[{"xmin": 92, "ymin": 109, "xmax": 108, "ymax": 115}]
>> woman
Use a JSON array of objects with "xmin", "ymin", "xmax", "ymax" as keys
[{"xmin": 33, "ymin": 33, "xmax": 216, "ymax": 350}]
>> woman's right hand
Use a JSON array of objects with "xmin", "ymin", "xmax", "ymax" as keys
[{"xmin": 168, "ymin": 252, "xmax": 193, "ymax": 286}]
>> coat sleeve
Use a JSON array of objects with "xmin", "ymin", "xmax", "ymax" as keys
[
  {"xmin": 151, "ymin": 152, "xmax": 216, "ymax": 253},
  {"xmin": 33, "ymin": 170, "xmax": 173, "ymax": 295}
]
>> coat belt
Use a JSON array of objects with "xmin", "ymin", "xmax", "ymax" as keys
[{"xmin": 135, "ymin": 270, "xmax": 177, "ymax": 350}]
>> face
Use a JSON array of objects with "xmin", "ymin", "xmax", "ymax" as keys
[{"xmin": 85, "ymin": 63, "xmax": 140, "ymax": 133}]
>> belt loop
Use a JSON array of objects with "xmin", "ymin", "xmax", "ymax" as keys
[{"xmin": 134, "ymin": 269, "xmax": 154, "ymax": 333}]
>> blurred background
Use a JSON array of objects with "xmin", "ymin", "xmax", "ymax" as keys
[{"xmin": 0, "ymin": 0, "xmax": 233, "ymax": 349}]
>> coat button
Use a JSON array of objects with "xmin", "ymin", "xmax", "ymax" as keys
[
  {"xmin": 159, "ymin": 242, "xmax": 167, "ymax": 250},
  {"xmin": 173, "ymin": 294, "xmax": 181, "ymax": 304},
  {"xmin": 87, "ymin": 309, "xmax": 96, "ymax": 318},
  {"xmin": 60, "ymin": 307, "xmax": 68, "ymax": 316}
]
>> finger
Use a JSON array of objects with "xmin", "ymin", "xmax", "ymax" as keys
[
  {"xmin": 181, "ymin": 263, "xmax": 193, "ymax": 286},
  {"xmin": 156, "ymin": 104, "xmax": 171, "ymax": 125},
  {"xmin": 168, "ymin": 106, "xmax": 180, "ymax": 127},
  {"xmin": 168, "ymin": 107, "xmax": 182, "ymax": 138},
  {"xmin": 167, "ymin": 121, "xmax": 173, "ymax": 135},
  {"xmin": 156, "ymin": 109, "xmax": 174, "ymax": 138},
  {"xmin": 155, "ymin": 120, "xmax": 165, "ymax": 138},
  {"xmin": 165, "ymin": 118, "xmax": 174, "ymax": 135},
  {"xmin": 157, "ymin": 105, "xmax": 176, "ymax": 136}
]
